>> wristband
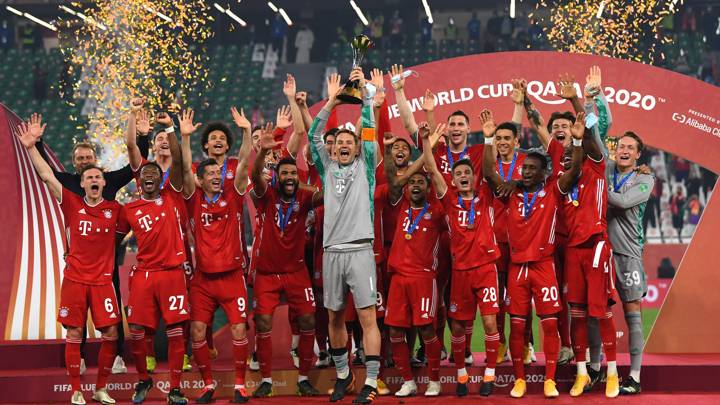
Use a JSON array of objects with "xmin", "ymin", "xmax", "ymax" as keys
[
  {"xmin": 484, "ymin": 137, "xmax": 493, "ymax": 145},
  {"xmin": 572, "ymin": 138, "xmax": 582, "ymax": 146},
  {"xmin": 164, "ymin": 126, "xmax": 175, "ymax": 134}
]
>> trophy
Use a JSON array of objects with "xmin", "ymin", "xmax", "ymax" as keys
[{"xmin": 337, "ymin": 34, "xmax": 374, "ymax": 105}]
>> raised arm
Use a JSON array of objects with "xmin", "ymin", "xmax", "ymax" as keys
[
  {"xmin": 250, "ymin": 126, "xmax": 280, "ymax": 198},
  {"xmin": 557, "ymin": 112, "xmax": 587, "ymax": 193},
  {"xmin": 523, "ymin": 93, "xmax": 552, "ymax": 149},
  {"xmin": 296, "ymin": 91, "xmax": 314, "ymax": 132},
  {"xmin": 583, "ymin": 65, "xmax": 609, "ymax": 157},
  {"xmin": 422, "ymin": 122, "xmax": 448, "ymax": 197},
  {"xmin": 421, "ymin": 89, "xmax": 437, "ymax": 134},
  {"xmin": 16, "ymin": 121, "xmax": 62, "ymax": 200},
  {"xmin": 157, "ymin": 112, "xmax": 183, "ymax": 190},
  {"xmin": 232, "ymin": 107, "xmax": 254, "ymax": 194},
  {"xmin": 480, "ymin": 110, "xmax": 504, "ymax": 192},
  {"xmin": 390, "ymin": 64, "xmax": 419, "ymax": 136},
  {"xmin": 308, "ymin": 74, "xmax": 342, "ymax": 180},
  {"xmin": 557, "ymin": 73, "xmax": 584, "ymax": 114},
  {"xmin": 283, "ymin": 75, "xmax": 306, "ymax": 158},
  {"xmin": 125, "ymin": 97, "xmax": 145, "ymax": 171},
  {"xmin": 178, "ymin": 109, "xmax": 202, "ymax": 197},
  {"xmin": 510, "ymin": 79, "xmax": 525, "ymax": 126},
  {"xmin": 370, "ymin": 68, "xmax": 386, "ymax": 162}
]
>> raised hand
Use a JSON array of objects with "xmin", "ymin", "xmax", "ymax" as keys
[
  {"xmin": 275, "ymin": 105, "xmax": 292, "ymax": 130},
  {"xmin": 326, "ymin": 73, "xmax": 342, "ymax": 101},
  {"xmin": 383, "ymin": 132, "xmax": 398, "ymax": 146},
  {"xmin": 230, "ymin": 106, "xmax": 251, "ymax": 129},
  {"xmin": 27, "ymin": 113, "xmax": 46, "ymax": 138},
  {"xmin": 155, "ymin": 111, "xmax": 173, "ymax": 127},
  {"xmin": 373, "ymin": 85, "xmax": 386, "ymax": 106},
  {"xmin": 295, "ymin": 91, "xmax": 307, "ymax": 107},
  {"xmin": 571, "ymin": 111, "xmax": 586, "ymax": 139},
  {"xmin": 258, "ymin": 122, "xmax": 280, "ymax": 151},
  {"xmin": 130, "ymin": 96, "xmax": 146, "ymax": 112},
  {"xmin": 349, "ymin": 67, "xmax": 366, "ymax": 88},
  {"xmin": 16, "ymin": 122, "xmax": 39, "ymax": 149},
  {"xmin": 179, "ymin": 109, "xmax": 201, "ymax": 137},
  {"xmin": 557, "ymin": 73, "xmax": 577, "ymax": 99},
  {"xmin": 422, "ymin": 89, "xmax": 436, "ymax": 112},
  {"xmin": 418, "ymin": 121, "xmax": 431, "ymax": 139},
  {"xmin": 370, "ymin": 68, "xmax": 384, "ymax": 90},
  {"xmin": 479, "ymin": 109, "xmax": 497, "ymax": 137},
  {"xmin": 510, "ymin": 79, "xmax": 524, "ymax": 105},
  {"xmin": 283, "ymin": 74, "xmax": 297, "ymax": 99},
  {"xmin": 137, "ymin": 109, "xmax": 152, "ymax": 136},
  {"xmin": 390, "ymin": 64, "xmax": 405, "ymax": 90},
  {"xmin": 429, "ymin": 123, "xmax": 447, "ymax": 147},
  {"xmin": 584, "ymin": 65, "xmax": 602, "ymax": 98},
  {"xmin": 635, "ymin": 164, "xmax": 652, "ymax": 175}
]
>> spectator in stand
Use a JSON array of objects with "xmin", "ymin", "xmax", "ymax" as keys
[
  {"xmin": 670, "ymin": 185, "xmax": 686, "ymax": 243},
  {"xmin": 370, "ymin": 14, "xmax": 384, "ymax": 47},
  {"xmin": 644, "ymin": 174, "xmax": 663, "ymax": 241},
  {"xmin": 681, "ymin": 6, "xmax": 697, "ymax": 32},
  {"xmin": 390, "ymin": 10, "xmax": 403, "ymax": 48},
  {"xmin": 467, "ymin": 12, "xmax": 481, "ymax": 42},
  {"xmin": 32, "ymin": 63, "xmax": 48, "ymax": 102},
  {"xmin": 271, "ymin": 14, "xmax": 287, "ymax": 54},
  {"xmin": 0, "ymin": 19, "xmax": 13, "ymax": 50},
  {"xmin": 687, "ymin": 164, "xmax": 703, "ymax": 198},
  {"xmin": 499, "ymin": 10, "xmax": 513, "ymax": 39},
  {"xmin": 445, "ymin": 16, "xmax": 458, "ymax": 41},
  {"xmin": 294, "ymin": 25, "xmax": 314, "ymax": 64},
  {"xmin": 420, "ymin": 16, "xmax": 433, "ymax": 44},
  {"xmin": 687, "ymin": 195, "xmax": 703, "ymax": 227},
  {"xmin": 20, "ymin": 24, "xmax": 35, "ymax": 50},
  {"xmin": 487, "ymin": 10, "xmax": 501, "ymax": 37},
  {"xmin": 673, "ymin": 156, "xmax": 690, "ymax": 183}
]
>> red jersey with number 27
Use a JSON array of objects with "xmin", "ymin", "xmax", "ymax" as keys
[
  {"xmin": 124, "ymin": 186, "xmax": 187, "ymax": 271},
  {"xmin": 60, "ymin": 188, "xmax": 129, "ymax": 285}
]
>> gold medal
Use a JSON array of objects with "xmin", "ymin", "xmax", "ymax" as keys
[
  {"xmin": 572, "ymin": 200, "xmax": 579, "ymax": 207},
  {"xmin": 467, "ymin": 223, "xmax": 475, "ymax": 230},
  {"xmin": 405, "ymin": 233, "xmax": 412, "ymax": 240}
]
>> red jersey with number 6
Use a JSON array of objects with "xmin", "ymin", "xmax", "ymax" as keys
[
  {"xmin": 124, "ymin": 186, "xmax": 187, "ymax": 271},
  {"xmin": 506, "ymin": 178, "xmax": 562, "ymax": 263},
  {"xmin": 60, "ymin": 188, "xmax": 129, "ymax": 285}
]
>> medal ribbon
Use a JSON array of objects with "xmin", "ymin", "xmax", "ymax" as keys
[
  {"xmin": 447, "ymin": 145, "xmax": 469, "ymax": 169},
  {"xmin": 160, "ymin": 169, "xmax": 170, "ymax": 190},
  {"xmin": 497, "ymin": 151, "xmax": 518, "ymax": 182},
  {"xmin": 570, "ymin": 181, "xmax": 579, "ymax": 206},
  {"xmin": 457, "ymin": 194, "xmax": 476, "ymax": 228},
  {"xmin": 406, "ymin": 202, "xmax": 430, "ymax": 238},
  {"xmin": 523, "ymin": 183, "xmax": 543, "ymax": 219},
  {"xmin": 278, "ymin": 196, "xmax": 296, "ymax": 235},
  {"xmin": 613, "ymin": 168, "xmax": 634, "ymax": 192}
]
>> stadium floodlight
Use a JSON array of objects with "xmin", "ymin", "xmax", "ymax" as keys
[
  {"xmin": 510, "ymin": 0, "xmax": 516, "ymax": 19},
  {"xmin": 350, "ymin": 0, "xmax": 369, "ymax": 26},
  {"xmin": 7, "ymin": 6, "xmax": 57, "ymax": 31},
  {"xmin": 213, "ymin": 3, "xmax": 226, "ymax": 13},
  {"xmin": 267, "ymin": 2, "xmax": 279, "ymax": 13},
  {"xmin": 144, "ymin": 5, "xmax": 173, "ymax": 24},
  {"xmin": 226, "ymin": 9, "xmax": 248, "ymax": 27},
  {"xmin": 421, "ymin": 0, "xmax": 433, "ymax": 24},
  {"xmin": 6, "ymin": 6, "xmax": 22, "ymax": 16},
  {"xmin": 278, "ymin": 8, "xmax": 292, "ymax": 26},
  {"xmin": 60, "ymin": 5, "xmax": 108, "ymax": 30}
]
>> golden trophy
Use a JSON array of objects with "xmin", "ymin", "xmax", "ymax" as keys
[{"xmin": 337, "ymin": 35, "xmax": 374, "ymax": 104}]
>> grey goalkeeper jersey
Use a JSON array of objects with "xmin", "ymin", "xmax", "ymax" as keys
[
  {"xmin": 308, "ymin": 106, "xmax": 377, "ymax": 248},
  {"xmin": 605, "ymin": 159, "xmax": 655, "ymax": 258}
]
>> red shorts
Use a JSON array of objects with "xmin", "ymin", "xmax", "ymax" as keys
[
  {"xmin": 345, "ymin": 265, "xmax": 385, "ymax": 321},
  {"xmin": 127, "ymin": 268, "xmax": 190, "ymax": 329},
  {"xmin": 385, "ymin": 275, "xmax": 437, "ymax": 328},
  {"xmin": 496, "ymin": 242, "xmax": 511, "ymax": 273},
  {"xmin": 448, "ymin": 263, "xmax": 500, "ymax": 320},
  {"xmin": 253, "ymin": 270, "xmax": 315, "ymax": 317},
  {"xmin": 57, "ymin": 279, "xmax": 120, "ymax": 329},
  {"xmin": 507, "ymin": 259, "xmax": 561, "ymax": 316},
  {"xmin": 565, "ymin": 238, "xmax": 617, "ymax": 317},
  {"xmin": 190, "ymin": 270, "xmax": 248, "ymax": 325}
]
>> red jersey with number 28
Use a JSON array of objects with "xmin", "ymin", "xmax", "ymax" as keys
[
  {"xmin": 439, "ymin": 184, "xmax": 499, "ymax": 270},
  {"xmin": 506, "ymin": 178, "xmax": 562, "ymax": 263},
  {"xmin": 563, "ymin": 157, "xmax": 608, "ymax": 247},
  {"xmin": 60, "ymin": 188, "xmax": 129, "ymax": 285},
  {"xmin": 124, "ymin": 186, "xmax": 187, "ymax": 271},
  {"xmin": 185, "ymin": 185, "xmax": 246, "ymax": 274},
  {"xmin": 252, "ymin": 187, "xmax": 315, "ymax": 274}
]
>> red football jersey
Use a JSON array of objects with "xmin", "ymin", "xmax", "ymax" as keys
[
  {"xmin": 185, "ymin": 186, "xmax": 246, "ymax": 274},
  {"xmin": 439, "ymin": 184, "xmax": 499, "ymax": 270},
  {"xmin": 387, "ymin": 196, "xmax": 446, "ymax": 278},
  {"xmin": 373, "ymin": 184, "xmax": 390, "ymax": 264},
  {"xmin": 506, "ymin": 178, "xmax": 562, "ymax": 263},
  {"xmin": 299, "ymin": 163, "xmax": 322, "ymax": 190},
  {"xmin": 191, "ymin": 156, "xmax": 240, "ymax": 185},
  {"xmin": 251, "ymin": 187, "xmax": 316, "ymax": 274},
  {"xmin": 546, "ymin": 139, "xmax": 569, "ymax": 237},
  {"xmin": 562, "ymin": 157, "xmax": 608, "ymax": 247},
  {"xmin": 433, "ymin": 144, "xmax": 484, "ymax": 187},
  {"xmin": 492, "ymin": 151, "xmax": 526, "ymax": 243},
  {"xmin": 60, "ymin": 189, "xmax": 129, "ymax": 285},
  {"xmin": 124, "ymin": 186, "xmax": 188, "ymax": 271}
]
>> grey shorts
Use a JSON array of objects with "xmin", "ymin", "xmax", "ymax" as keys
[
  {"xmin": 614, "ymin": 253, "xmax": 647, "ymax": 303},
  {"xmin": 322, "ymin": 244, "xmax": 376, "ymax": 311}
]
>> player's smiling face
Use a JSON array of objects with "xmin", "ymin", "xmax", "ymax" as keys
[
  {"xmin": 561, "ymin": 145, "xmax": 575, "ymax": 171},
  {"xmin": 205, "ymin": 130, "xmax": 229, "ymax": 157},
  {"xmin": 200, "ymin": 163, "xmax": 222, "ymax": 194},
  {"xmin": 324, "ymin": 135, "xmax": 336, "ymax": 157},
  {"xmin": 139, "ymin": 164, "xmax": 162, "ymax": 196},
  {"xmin": 73, "ymin": 147, "xmax": 96, "ymax": 172},
  {"xmin": 447, "ymin": 114, "xmax": 469, "ymax": 149},
  {"xmin": 451, "ymin": 163, "xmax": 474, "ymax": 193},
  {"xmin": 521, "ymin": 156, "xmax": 545, "ymax": 189},
  {"xmin": 277, "ymin": 163, "xmax": 299, "ymax": 198},
  {"xmin": 80, "ymin": 168, "xmax": 105, "ymax": 200},
  {"xmin": 153, "ymin": 132, "xmax": 170, "ymax": 158},
  {"xmin": 495, "ymin": 128, "xmax": 517, "ymax": 158},
  {"xmin": 334, "ymin": 132, "xmax": 357, "ymax": 166},
  {"xmin": 252, "ymin": 128, "xmax": 263, "ymax": 152},
  {"xmin": 408, "ymin": 173, "xmax": 429, "ymax": 205},
  {"xmin": 551, "ymin": 118, "xmax": 573, "ymax": 147},
  {"xmin": 391, "ymin": 139, "xmax": 411, "ymax": 167},
  {"xmin": 616, "ymin": 136, "xmax": 641, "ymax": 170}
]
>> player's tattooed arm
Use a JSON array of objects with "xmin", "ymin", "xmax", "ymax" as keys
[
  {"xmin": 250, "ymin": 123, "xmax": 279, "ymax": 199},
  {"xmin": 558, "ymin": 112, "xmax": 587, "ymax": 193},
  {"xmin": 422, "ymin": 122, "xmax": 448, "ymax": 198},
  {"xmin": 16, "ymin": 118, "xmax": 62, "ymax": 200},
  {"xmin": 523, "ymin": 94, "xmax": 552, "ymax": 149},
  {"xmin": 231, "ymin": 106, "xmax": 253, "ymax": 194}
]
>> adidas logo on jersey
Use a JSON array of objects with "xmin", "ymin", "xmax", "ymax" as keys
[
  {"xmin": 135, "ymin": 209, "xmax": 143, "ymax": 216},
  {"xmin": 78, "ymin": 208, "xmax": 86, "ymax": 214},
  {"xmin": 180, "ymin": 309, "xmax": 188, "ymax": 315},
  {"xmin": 553, "ymin": 301, "xmax": 560, "ymax": 308},
  {"xmin": 109, "ymin": 313, "xmax": 117, "ymax": 319},
  {"xmin": 421, "ymin": 313, "xmax": 429, "ymax": 319}
]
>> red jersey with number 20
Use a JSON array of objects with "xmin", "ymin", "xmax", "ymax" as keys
[
  {"xmin": 439, "ymin": 184, "xmax": 499, "ymax": 270},
  {"xmin": 563, "ymin": 157, "xmax": 608, "ymax": 247},
  {"xmin": 185, "ymin": 186, "xmax": 246, "ymax": 274},
  {"xmin": 124, "ymin": 186, "xmax": 187, "ymax": 271},
  {"xmin": 506, "ymin": 178, "xmax": 562, "ymax": 263},
  {"xmin": 60, "ymin": 188, "xmax": 129, "ymax": 285}
]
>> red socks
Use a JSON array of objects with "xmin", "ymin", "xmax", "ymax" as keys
[
  {"xmin": 390, "ymin": 335, "xmax": 412, "ymax": 381},
  {"xmin": 599, "ymin": 314, "xmax": 617, "ymax": 362},
  {"xmin": 233, "ymin": 337, "xmax": 249, "ymax": 386},
  {"xmin": 166, "ymin": 327, "xmax": 185, "ymax": 389},
  {"xmin": 298, "ymin": 329, "xmax": 315, "ymax": 376},
  {"xmin": 65, "ymin": 337, "xmax": 82, "ymax": 391},
  {"xmin": 450, "ymin": 332, "xmax": 466, "ymax": 370},
  {"xmin": 464, "ymin": 324, "xmax": 473, "ymax": 354},
  {"xmin": 130, "ymin": 329, "xmax": 149, "ymax": 380},
  {"xmin": 509, "ymin": 317, "xmax": 526, "ymax": 379},
  {"xmin": 144, "ymin": 333, "xmax": 156, "ymax": 358},
  {"xmin": 192, "ymin": 339, "xmax": 213, "ymax": 386},
  {"xmin": 256, "ymin": 331, "xmax": 273, "ymax": 378},
  {"xmin": 424, "ymin": 335, "xmax": 441, "ymax": 381},
  {"xmin": 96, "ymin": 335, "xmax": 117, "ymax": 389},
  {"xmin": 558, "ymin": 300, "xmax": 571, "ymax": 347},
  {"xmin": 570, "ymin": 308, "xmax": 589, "ymax": 362},
  {"xmin": 540, "ymin": 317, "xmax": 560, "ymax": 380},
  {"xmin": 485, "ymin": 332, "xmax": 500, "ymax": 370}
]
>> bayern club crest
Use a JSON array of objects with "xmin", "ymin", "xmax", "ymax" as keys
[
  {"xmin": 155, "ymin": 198, "xmax": 163, "ymax": 206},
  {"xmin": 226, "ymin": 171, "xmax": 235, "ymax": 179},
  {"xmin": 423, "ymin": 212, "xmax": 432, "ymax": 220},
  {"xmin": 219, "ymin": 200, "xmax": 227, "ymax": 207},
  {"xmin": 538, "ymin": 190, "xmax": 546, "ymax": 197},
  {"xmin": 59, "ymin": 307, "xmax": 69, "ymax": 318},
  {"xmin": 103, "ymin": 209, "xmax": 112, "ymax": 219},
  {"xmin": 449, "ymin": 303, "xmax": 457, "ymax": 313}
]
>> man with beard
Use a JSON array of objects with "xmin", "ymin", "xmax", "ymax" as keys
[
  {"xmin": 481, "ymin": 109, "xmax": 586, "ymax": 398},
  {"xmin": 123, "ymin": 112, "xmax": 190, "ymax": 405},
  {"xmin": 29, "ymin": 112, "xmax": 150, "ymax": 374},
  {"xmin": 17, "ymin": 122, "xmax": 129, "ymax": 405},
  {"xmin": 178, "ymin": 108, "xmax": 255, "ymax": 403},
  {"xmin": 249, "ymin": 131, "xmax": 323, "ymax": 398}
]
